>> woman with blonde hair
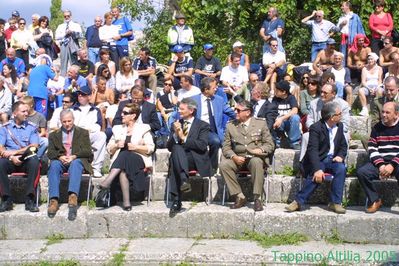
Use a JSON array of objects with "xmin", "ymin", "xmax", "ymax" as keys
[{"xmin": 115, "ymin": 56, "xmax": 138, "ymax": 94}]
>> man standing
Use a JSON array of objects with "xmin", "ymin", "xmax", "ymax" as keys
[
  {"xmin": 0, "ymin": 101, "xmax": 40, "ymax": 212},
  {"xmin": 55, "ymin": 10, "xmax": 82, "ymax": 76},
  {"xmin": 72, "ymin": 86, "xmax": 106, "ymax": 178},
  {"xmin": 220, "ymin": 100, "xmax": 274, "ymax": 212},
  {"xmin": 259, "ymin": 7, "xmax": 285, "ymax": 53},
  {"xmin": 167, "ymin": 12, "xmax": 194, "ymax": 55},
  {"xmin": 47, "ymin": 109, "xmax": 93, "ymax": 220},
  {"xmin": 85, "ymin": 16, "xmax": 103, "ymax": 64},
  {"xmin": 357, "ymin": 102, "xmax": 399, "ymax": 213},
  {"xmin": 302, "ymin": 10, "xmax": 339, "ymax": 61},
  {"xmin": 194, "ymin": 43, "xmax": 222, "ymax": 85},
  {"xmin": 286, "ymin": 102, "xmax": 347, "ymax": 214},
  {"xmin": 133, "ymin": 47, "xmax": 157, "ymax": 94},
  {"xmin": 111, "ymin": 6, "xmax": 133, "ymax": 59},
  {"xmin": 167, "ymin": 98, "xmax": 211, "ymax": 213}
]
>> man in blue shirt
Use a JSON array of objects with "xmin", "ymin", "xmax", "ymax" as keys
[
  {"xmin": 259, "ymin": 7, "xmax": 285, "ymax": 53},
  {"xmin": 0, "ymin": 48, "xmax": 26, "ymax": 77},
  {"xmin": 166, "ymin": 45, "xmax": 194, "ymax": 89},
  {"xmin": 111, "ymin": 6, "xmax": 133, "ymax": 61},
  {"xmin": 85, "ymin": 16, "xmax": 103, "ymax": 64},
  {"xmin": 0, "ymin": 101, "xmax": 40, "ymax": 212},
  {"xmin": 133, "ymin": 47, "xmax": 157, "ymax": 93},
  {"xmin": 64, "ymin": 65, "xmax": 88, "ymax": 95}
]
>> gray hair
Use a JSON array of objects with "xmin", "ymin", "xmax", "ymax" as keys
[
  {"xmin": 237, "ymin": 100, "xmax": 254, "ymax": 115},
  {"xmin": 180, "ymin": 97, "xmax": 197, "ymax": 111},
  {"xmin": 60, "ymin": 109, "xmax": 74, "ymax": 120},
  {"xmin": 384, "ymin": 76, "xmax": 399, "ymax": 87},
  {"xmin": 321, "ymin": 101, "xmax": 340, "ymax": 121}
]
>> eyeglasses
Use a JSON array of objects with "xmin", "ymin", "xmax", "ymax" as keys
[
  {"xmin": 271, "ymin": 45, "xmax": 278, "ymax": 47},
  {"xmin": 122, "ymin": 111, "xmax": 132, "ymax": 115},
  {"xmin": 19, "ymin": 23, "xmax": 25, "ymax": 25},
  {"xmin": 333, "ymin": 112, "xmax": 342, "ymax": 117},
  {"xmin": 303, "ymin": 76, "xmax": 309, "ymax": 79},
  {"xmin": 320, "ymin": 90, "xmax": 331, "ymax": 94},
  {"xmin": 309, "ymin": 82, "xmax": 318, "ymax": 85},
  {"xmin": 62, "ymin": 100, "xmax": 71, "ymax": 104},
  {"xmin": 164, "ymin": 83, "xmax": 173, "ymax": 86},
  {"xmin": 235, "ymin": 108, "xmax": 250, "ymax": 113},
  {"xmin": 64, "ymin": 15, "xmax": 71, "ymax": 18}
]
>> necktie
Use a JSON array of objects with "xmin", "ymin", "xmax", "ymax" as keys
[
  {"xmin": 182, "ymin": 121, "xmax": 189, "ymax": 137},
  {"xmin": 242, "ymin": 123, "xmax": 247, "ymax": 133},
  {"xmin": 63, "ymin": 22, "xmax": 70, "ymax": 45},
  {"xmin": 253, "ymin": 102, "xmax": 259, "ymax": 116},
  {"xmin": 65, "ymin": 131, "xmax": 72, "ymax": 156},
  {"xmin": 206, "ymin": 98, "xmax": 217, "ymax": 133}
]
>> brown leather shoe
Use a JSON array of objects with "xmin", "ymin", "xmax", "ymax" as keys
[
  {"xmin": 47, "ymin": 199, "xmax": 59, "ymax": 218},
  {"xmin": 231, "ymin": 197, "xmax": 247, "ymax": 209},
  {"xmin": 285, "ymin": 200, "xmax": 301, "ymax": 212},
  {"xmin": 68, "ymin": 193, "xmax": 78, "ymax": 207},
  {"xmin": 366, "ymin": 199, "xmax": 382, "ymax": 213},
  {"xmin": 253, "ymin": 199, "xmax": 263, "ymax": 212}
]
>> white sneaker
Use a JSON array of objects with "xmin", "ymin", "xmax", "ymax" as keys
[
  {"xmin": 359, "ymin": 107, "xmax": 369, "ymax": 117},
  {"xmin": 93, "ymin": 170, "xmax": 102, "ymax": 178}
]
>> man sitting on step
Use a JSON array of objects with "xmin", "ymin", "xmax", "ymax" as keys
[{"xmin": 286, "ymin": 102, "xmax": 347, "ymax": 214}]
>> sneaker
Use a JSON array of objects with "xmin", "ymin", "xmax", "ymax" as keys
[
  {"xmin": 328, "ymin": 203, "xmax": 346, "ymax": 214},
  {"xmin": 359, "ymin": 107, "xmax": 369, "ymax": 117},
  {"xmin": 47, "ymin": 198, "xmax": 59, "ymax": 218},
  {"xmin": 93, "ymin": 170, "xmax": 102, "ymax": 178},
  {"xmin": 285, "ymin": 200, "xmax": 300, "ymax": 212}
]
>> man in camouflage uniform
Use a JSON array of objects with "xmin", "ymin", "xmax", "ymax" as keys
[{"xmin": 220, "ymin": 100, "xmax": 275, "ymax": 211}]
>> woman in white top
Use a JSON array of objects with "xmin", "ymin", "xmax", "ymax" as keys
[
  {"xmin": 95, "ymin": 48, "xmax": 116, "ymax": 76},
  {"xmin": 0, "ymin": 77, "xmax": 12, "ymax": 124},
  {"xmin": 358, "ymin": 52, "xmax": 383, "ymax": 116},
  {"xmin": 99, "ymin": 12, "xmax": 119, "ymax": 66},
  {"xmin": 92, "ymin": 64, "xmax": 116, "ymax": 92},
  {"xmin": 33, "ymin": 16, "xmax": 57, "ymax": 60},
  {"xmin": 2, "ymin": 63, "xmax": 23, "ymax": 101},
  {"xmin": 10, "ymin": 18, "xmax": 34, "ymax": 66},
  {"xmin": 115, "ymin": 56, "xmax": 138, "ymax": 94}
]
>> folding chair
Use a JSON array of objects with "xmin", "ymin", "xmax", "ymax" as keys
[
  {"xmin": 8, "ymin": 172, "xmax": 41, "ymax": 207},
  {"xmin": 47, "ymin": 172, "xmax": 92, "ymax": 207},
  {"xmin": 145, "ymin": 166, "xmax": 153, "ymax": 206}
]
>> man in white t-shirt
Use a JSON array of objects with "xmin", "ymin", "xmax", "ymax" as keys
[
  {"xmin": 176, "ymin": 75, "xmax": 201, "ymax": 102},
  {"xmin": 262, "ymin": 38, "xmax": 286, "ymax": 95},
  {"xmin": 220, "ymin": 52, "xmax": 249, "ymax": 92}
]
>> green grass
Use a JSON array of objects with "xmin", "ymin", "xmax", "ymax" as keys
[
  {"xmin": 351, "ymin": 108, "xmax": 361, "ymax": 116},
  {"xmin": 322, "ymin": 229, "xmax": 343, "ymax": 244},
  {"xmin": 81, "ymin": 199, "xmax": 96, "ymax": 209},
  {"xmin": 108, "ymin": 242, "xmax": 129, "ymax": 266},
  {"xmin": 276, "ymin": 166, "xmax": 296, "ymax": 176},
  {"xmin": 239, "ymin": 231, "xmax": 308, "ymax": 248},
  {"xmin": 346, "ymin": 164, "xmax": 357, "ymax": 176},
  {"xmin": 22, "ymin": 260, "xmax": 80, "ymax": 266},
  {"xmin": 46, "ymin": 233, "xmax": 65, "ymax": 245}
]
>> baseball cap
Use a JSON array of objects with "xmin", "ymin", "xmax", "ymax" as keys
[
  {"xmin": 233, "ymin": 41, "xmax": 244, "ymax": 48},
  {"xmin": 175, "ymin": 12, "xmax": 186, "ymax": 19},
  {"xmin": 327, "ymin": 38, "xmax": 336, "ymax": 45},
  {"xmin": 12, "ymin": 11, "xmax": 20, "ymax": 17},
  {"xmin": 275, "ymin": 80, "xmax": 291, "ymax": 94},
  {"xmin": 173, "ymin": 45, "xmax": 184, "ymax": 53},
  {"xmin": 77, "ymin": 86, "xmax": 92, "ymax": 95},
  {"xmin": 203, "ymin": 43, "xmax": 214, "ymax": 50}
]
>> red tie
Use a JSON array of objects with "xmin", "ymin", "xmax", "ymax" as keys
[{"xmin": 65, "ymin": 131, "xmax": 72, "ymax": 156}]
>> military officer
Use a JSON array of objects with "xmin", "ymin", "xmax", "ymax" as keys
[
  {"xmin": 0, "ymin": 101, "xmax": 40, "ymax": 212},
  {"xmin": 220, "ymin": 100, "xmax": 275, "ymax": 211}
]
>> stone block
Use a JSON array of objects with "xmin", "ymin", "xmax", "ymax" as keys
[
  {"xmin": 346, "ymin": 149, "xmax": 369, "ymax": 170},
  {"xmin": 0, "ymin": 239, "xmax": 46, "ymax": 264},
  {"xmin": 273, "ymin": 149, "xmax": 300, "ymax": 174},
  {"xmin": 154, "ymin": 149, "xmax": 170, "ymax": 173},
  {"xmin": 350, "ymin": 116, "xmax": 371, "ymax": 137}
]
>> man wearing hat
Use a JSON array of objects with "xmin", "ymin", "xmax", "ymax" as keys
[
  {"xmin": 72, "ymin": 86, "xmax": 106, "ymax": 177},
  {"xmin": 4, "ymin": 11, "xmax": 20, "ymax": 30},
  {"xmin": 312, "ymin": 38, "xmax": 337, "ymax": 76},
  {"xmin": 272, "ymin": 80, "xmax": 301, "ymax": 149},
  {"xmin": 167, "ymin": 12, "xmax": 194, "ymax": 54},
  {"xmin": 227, "ymin": 41, "xmax": 250, "ymax": 71},
  {"xmin": 166, "ymin": 44, "xmax": 194, "ymax": 90},
  {"xmin": 194, "ymin": 43, "xmax": 222, "ymax": 86}
]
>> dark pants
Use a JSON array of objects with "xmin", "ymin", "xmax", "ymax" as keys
[
  {"xmin": 371, "ymin": 37, "xmax": 383, "ymax": 54},
  {"xmin": 357, "ymin": 162, "xmax": 399, "ymax": 205},
  {"xmin": 296, "ymin": 156, "xmax": 346, "ymax": 205},
  {"xmin": 208, "ymin": 131, "xmax": 221, "ymax": 171},
  {"xmin": 0, "ymin": 157, "xmax": 40, "ymax": 199},
  {"xmin": 168, "ymin": 145, "xmax": 196, "ymax": 198}
]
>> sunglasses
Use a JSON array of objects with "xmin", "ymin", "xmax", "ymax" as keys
[
  {"xmin": 235, "ymin": 108, "xmax": 250, "ymax": 113},
  {"xmin": 122, "ymin": 111, "xmax": 133, "ymax": 115},
  {"xmin": 271, "ymin": 45, "xmax": 278, "ymax": 47},
  {"xmin": 19, "ymin": 23, "xmax": 25, "ymax": 25},
  {"xmin": 164, "ymin": 83, "xmax": 173, "ymax": 86},
  {"xmin": 64, "ymin": 15, "xmax": 71, "ymax": 18},
  {"xmin": 302, "ymin": 76, "xmax": 309, "ymax": 79},
  {"xmin": 62, "ymin": 100, "xmax": 71, "ymax": 104},
  {"xmin": 309, "ymin": 82, "xmax": 318, "ymax": 85}
]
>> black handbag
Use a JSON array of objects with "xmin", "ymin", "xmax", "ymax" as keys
[{"xmin": 94, "ymin": 187, "xmax": 110, "ymax": 207}]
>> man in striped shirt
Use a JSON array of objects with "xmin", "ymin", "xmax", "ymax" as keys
[{"xmin": 357, "ymin": 102, "xmax": 399, "ymax": 213}]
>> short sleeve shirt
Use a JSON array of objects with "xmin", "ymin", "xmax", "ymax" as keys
[
  {"xmin": 169, "ymin": 57, "xmax": 194, "ymax": 74},
  {"xmin": 261, "ymin": 18, "xmax": 285, "ymax": 35},
  {"xmin": 0, "ymin": 120, "xmax": 39, "ymax": 150},
  {"xmin": 77, "ymin": 60, "xmax": 95, "ymax": 78},
  {"xmin": 272, "ymin": 95, "xmax": 298, "ymax": 117},
  {"xmin": 195, "ymin": 56, "xmax": 222, "ymax": 74},
  {"xmin": 133, "ymin": 57, "xmax": 157, "ymax": 71}
]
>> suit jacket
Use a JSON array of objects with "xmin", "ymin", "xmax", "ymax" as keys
[
  {"xmin": 112, "ymin": 100, "xmax": 161, "ymax": 132},
  {"xmin": 222, "ymin": 117, "xmax": 275, "ymax": 165},
  {"xmin": 303, "ymin": 120, "xmax": 347, "ymax": 176},
  {"xmin": 256, "ymin": 100, "xmax": 278, "ymax": 130},
  {"xmin": 47, "ymin": 126, "xmax": 93, "ymax": 174},
  {"xmin": 167, "ymin": 117, "xmax": 211, "ymax": 177},
  {"xmin": 190, "ymin": 93, "xmax": 235, "ymax": 143}
]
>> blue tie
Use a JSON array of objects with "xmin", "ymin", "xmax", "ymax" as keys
[{"xmin": 206, "ymin": 98, "xmax": 217, "ymax": 133}]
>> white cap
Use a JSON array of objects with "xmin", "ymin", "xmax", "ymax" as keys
[
  {"xmin": 233, "ymin": 41, "xmax": 244, "ymax": 48},
  {"xmin": 367, "ymin": 52, "xmax": 379, "ymax": 61}
]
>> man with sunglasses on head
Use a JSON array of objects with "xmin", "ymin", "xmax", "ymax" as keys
[
  {"xmin": 219, "ymin": 100, "xmax": 274, "ymax": 212},
  {"xmin": 302, "ymin": 10, "xmax": 339, "ymax": 62}
]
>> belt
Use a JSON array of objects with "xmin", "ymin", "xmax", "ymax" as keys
[{"xmin": 312, "ymin": 41, "xmax": 327, "ymax": 44}]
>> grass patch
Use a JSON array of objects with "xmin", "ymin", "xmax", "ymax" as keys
[
  {"xmin": 22, "ymin": 260, "xmax": 80, "ymax": 266},
  {"xmin": 46, "ymin": 233, "xmax": 65, "ymax": 245},
  {"xmin": 351, "ymin": 108, "xmax": 361, "ymax": 116},
  {"xmin": 81, "ymin": 199, "xmax": 96, "ymax": 209},
  {"xmin": 239, "ymin": 231, "xmax": 308, "ymax": 248},
  {"xmin": 108, "ymin": 242, "xmax": 129, "ymax": 266},
  {"xmin": 190, "ymin": 200, "xmax": 198, "ymax": 207},
  {"xmin": 322, "ymin": 229, "xmax": 343, "ymax": 244},
  {"xmin": 276, "ymin": 166, "xmax": 296, "ymax": 176},
  {"xmin": 346, "ymin": 164, "xmax": 357, "ymax": 176}
]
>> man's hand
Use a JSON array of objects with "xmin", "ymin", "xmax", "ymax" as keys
[
  {"xmin": 332, "ymin": 156, "xmax": 343, "ymax": 163},
  {"xmin": 379, "ymin": 164, "xmax": 394, "ymax": 179},
  {"xmin": 312, "ymin": 169, "xmax": 324, "ymax": 183},
  {"xmin": 273, "ymin": 117, "xmax": 283, "ymax": 129},
  {"xmin": 1, "ymin": 150, "xmax": 17, "ymax": 158},
  {"xmin": 232, "ymin": 155, "xmax": 246, "ymax": 166},
  {"xmin": 10, "ymin": 155, "xmax": 23, "ymax": 166},
  {"xmin": 247, "ymin": 148, "xmax": 264, "ymax": 156},
  {"xmin": 127, "ymin": 143, "xmax": 138, "ymax": 151},
  {"xmin": 116, "ymin": 140, "xmax": 125, "ymax": 149}
]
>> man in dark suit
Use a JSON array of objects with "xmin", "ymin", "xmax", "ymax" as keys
[
  {"xmin": 190, "ymin": 77, "xmax": 236, "ymax": 170},
  {"xmin": 113, "ymin": 85, "xmax": 161, "ymax": 133},
  {"xmin": 167, "ymin": 97, "xmax": 211, "ymax": 213},
  {"xmin": 47, "ymin": 109, "xmax": 93, "ymax": 220},
  {"xmin": 286, "ymin": 101, "xmax": 347, "ymax": 214}
]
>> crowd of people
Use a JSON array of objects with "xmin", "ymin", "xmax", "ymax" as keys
[{"xmin": 0, "ymin": 1, "xmax": 399, "ymax": 219}]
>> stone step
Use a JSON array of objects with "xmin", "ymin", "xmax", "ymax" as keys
[
  {"xmin": 0, "ymin": 202, "xmax": 399, "ymax": 245},
  {"xmin": 1, "ymin": 238, "xmax": 398, "ymax": 265}
]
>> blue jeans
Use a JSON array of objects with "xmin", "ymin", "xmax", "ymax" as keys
[
  {"xmin": 48, "ymin": 159, "xmax": 84, "ymax": 199},
  {"xmin": 88, "ymin": 47, "xmax": 100, "ymax": 64},
  {"xmin": 157, "ymin": 112, "xmax": 170, "ymax": 136},
  {"xmin": 340, "ymin": 44, "xmax": 347, "ymax": 67},
  {"xmin": 296, "ymin": 156, "xmax": 346, "ymax": 205},
  {"xmin": 37, "ymin": 137, "xmax": 48, "ymax": 159},
  {"xmin": 311, "ymin": 42, "xmax": 327, "ymax": 62},
  {"xmin": 274, "ymin": 114, "xmax": 301, "ymax": 148}
]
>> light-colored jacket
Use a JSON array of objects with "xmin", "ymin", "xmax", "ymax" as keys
[{"xmin": 107, "ymin": 124, "xmax": 155, "ymax": 167}]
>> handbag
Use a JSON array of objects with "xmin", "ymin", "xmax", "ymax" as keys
[{"xmin": 94, "ymin": 187, "xmax": 110, "ymax": 207}]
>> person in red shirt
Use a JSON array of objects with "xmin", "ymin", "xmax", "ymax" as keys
[
  {"xmin": 4, "ymin": 18, "xmax": 17, "ymax": 46},
  {"xmin": 368, "ymin": 0, "xmax": 393, "ymax": 54}
]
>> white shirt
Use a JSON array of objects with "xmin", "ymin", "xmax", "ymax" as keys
[
  {"xmin": 115, "ymin": 71, "xmax": 138, "ymax": 93},
  {"xmin": 177, "ymin": 86, "xmax": 201, "ymax": 102},
  {"xmin": 99, "ymin": 24, "xmax": 119, "ymax": 45},
  {"xmin": 337, "ymin": 12, "xmax": 353, "ymax": 35},
  {"xmin": 220, "ymin": 65, "xmax": 249, "ymax": 87},
  {"xmin": 200, "ymin": 94, "xmax": 214, "ymax": 124},
  {"xmin": 55, "ymin": 20, "xmax": 82, "ymax": 41},
  {"xmin": 253, "ymin": 99, "xmax": 266, "ymax": 117},
  {"xmin": 325, "ymin": 122, "xmax": 338, "ymax": 156},
  {"xmin": 331, "ymin": 67, "xmax": 346, "ymax": 85},
  {"xmin": 262, "ymin": 50, "xmax": 286, "ymax": 66}
]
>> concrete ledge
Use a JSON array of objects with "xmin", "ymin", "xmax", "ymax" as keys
[{"xmin": 0, "ymin": 202, "xmax": 399, "ymax": 244}]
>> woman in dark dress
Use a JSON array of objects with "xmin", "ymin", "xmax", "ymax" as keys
[{"xmin": 98, "ymin": 103, "xmax": 154, "ymax": 210}]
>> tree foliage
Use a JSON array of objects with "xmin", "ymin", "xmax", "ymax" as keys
[
  {"xmin": 49, "ymin": 0, "xmax": 64, "ymax": 32},
  {"xmin": 115, "ymin": 0, "xmax": 399, "ymax": 66}
]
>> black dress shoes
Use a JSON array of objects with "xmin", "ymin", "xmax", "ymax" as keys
[
  {"xmin": 25, "ymin": 199, "xmax": 39, "ymax": 212},
  {"xmin": 170, "ymin": 200, "xmax": 182, "ymax": 212},
  {"xmin": 0, "ymin": 199, "xmax": 13, "ymax": 212}
]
